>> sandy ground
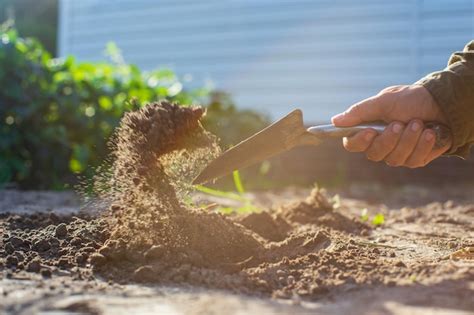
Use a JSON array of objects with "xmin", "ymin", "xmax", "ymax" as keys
[{"xmin": 1, "ymin": 185, "xmax": 473, "ymax": 315}]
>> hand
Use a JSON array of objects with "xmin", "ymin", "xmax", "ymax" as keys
[{"xmin": 331, "ymin": 85, "xmax": 451, "ymax": 168}]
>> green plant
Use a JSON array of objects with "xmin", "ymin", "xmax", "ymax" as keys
[
  {"xmin": 360, "ymin": 209, "xmax": 385, "ymax": 226},
  {"xmin": 195, "ymin": 170, "xmax": 260, "ymax": 214},
  {"xmin": 360, "ymin": 208, "xmax": 369, "ymax": 222},
  {"xmin": 0, "ymin": 1, "xmax": 58, "ymax": 55},
  {"xmin": 372, "ymin": 213, "xmax": 385, "ymax": 226},
  {"xmin": 0, "ymin": 26, "xmax": 268, "ymax": 189}
]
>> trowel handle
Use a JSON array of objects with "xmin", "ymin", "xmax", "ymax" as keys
[{"xmin": 307, "ymin": 122, "xmax": 452, "ymax": 150}]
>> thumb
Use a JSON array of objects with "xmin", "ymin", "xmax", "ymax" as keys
[{"xmin": 331, "ymin": 94, "xmax": 389, "ymax": 127}]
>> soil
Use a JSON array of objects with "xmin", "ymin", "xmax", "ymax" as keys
[{"xmin": 1, "ymin": 101, "xmax": 473, "ymax": 314}]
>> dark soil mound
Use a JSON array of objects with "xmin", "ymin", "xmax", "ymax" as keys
[
  {"xmin": 90, "ymin": 101, "xmax": 265, "ymax": 279},
  {"xmin": 278, "ymin": 188, "xmax": 365, "ymax": 233},
  {"xmin": 237, "ymin": 211, "xmax": 291, "ymax": 242},
  {"xmin": 0, "ymin": 212, "xmax": 108, "ymax": 279}
]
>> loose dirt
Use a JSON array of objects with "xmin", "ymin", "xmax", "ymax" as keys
[{"xmin": 1, "ymin": 101, "xmax": 473, "ymax": 314}]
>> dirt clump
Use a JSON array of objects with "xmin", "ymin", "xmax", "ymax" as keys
[
  {"xmin": 237, "ymin": 211, "xmax": 291, "ymax": 242},
  {"xmin": 0, "ymin": 212, "xmax": 108, "ymax": 279},
  {"xmin": 278, "ymin": 188, "xmax": 365, "ymax": 233},
  {"xmin": 90, "ymin": 101, "xmax": 265, "ymax": 279}
]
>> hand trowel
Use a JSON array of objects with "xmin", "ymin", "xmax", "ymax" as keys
[{"xmin": 193, "ymin": 109, "xmax": 451, "ymax": 184}]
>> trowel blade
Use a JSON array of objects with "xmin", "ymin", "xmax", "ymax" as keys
[{"xmin": 192, "ymin": 109, "xmax": 321, "ymax": 185}]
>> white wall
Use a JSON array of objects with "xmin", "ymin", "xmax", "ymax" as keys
[{"xmin": 58, "ymin": 0, "xmax": 474, "ymax": 121}]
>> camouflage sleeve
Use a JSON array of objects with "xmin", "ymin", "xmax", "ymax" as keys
[{"xmin": 417, "ymin": 41, "xmax": 474, "ymax": 159}]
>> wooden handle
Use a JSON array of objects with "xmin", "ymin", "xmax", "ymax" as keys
[{"xmin": 307, "ymin": 122, "xmax": 452, "ymax": 150}]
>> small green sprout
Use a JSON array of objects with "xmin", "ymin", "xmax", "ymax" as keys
[
  {"xmin": 232, "ymin": 170, "xmax": 245, "ymax": 194},
  {"xmin": 194, "ymin": 185, "xmax": 246, "ymax": 202},
  {"xmin": 372, "ymin": 213, "xmax": 385, "ymax": 226},
  {"xmin": 195, "ymin": 170, "xmax": 260, "ymax": 214},
  {"xmin": 360, "ymin": 208, "xmax": 369, "ymax": 222}
]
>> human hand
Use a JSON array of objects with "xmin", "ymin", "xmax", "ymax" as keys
[{"xmin": 331, "ymin": 85, "xmax": 451, "ymax": 168}]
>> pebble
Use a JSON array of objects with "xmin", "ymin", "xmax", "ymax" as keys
[
  {"xmin": 9, "ymin": 236, "xmax": 24, "ymax": 248},
  {"xmin": 41, "ymin": 268, "xmax": 52, "ymax": 278},
  {"xmin": 4, "ymin": 243, "xmax": 14, "ymax": 254},
  {"xmin": 89, "ymin": 253, "xmax": 107, "ymax": 267},
  {"xmin": 75, "ymin": 253, "xmax": 88, "ymax": 264},
  {"xmin": 13, "ymin": 251, "xmax": 25, "ymax": 262},
  {"xmin": 49, "ymin": 237, "xmax": 60, "ymax": 247},
  {"xmin": 70, "ymin": 237, "xmax": 83, "ymax": 246},
  {"xmin": 6, "ymin": 255, "xmax": 19, "ymax": 267},
  {"xmin": 395, "ymin": 260, "xmax": 406, "ymax": 268},
  {"xmin": 55, "ymin": 223, "xmax": 68, "ymax": 238},
  {"xmin": 26, "ymin": 259, "xmax": 41, "ymax": 273},
  {"xmin": 33, "ymin": 239, "xmax": 51, "ymax": 252}
]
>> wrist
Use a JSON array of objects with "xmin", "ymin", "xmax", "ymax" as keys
[{"xmin": 416, "ymin": 84, "xmax": 449, "ymax": 125}]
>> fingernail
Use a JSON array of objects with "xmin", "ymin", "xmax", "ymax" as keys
[
  {"xmin": 364, "ymin": 131, "xmax": 375, "ymax": 141},
  {"xmin": 411, "ymin": 121, "xmax": 421, "ymax": 132},
  {"xmin": 424, "ymin": 131, "xmax": 434, "ymax": 141},
  {"xmin": 332, "ymin": 113, "xmax": 344, "ymax": 122},
  {"xmin": 392, "ymin": 123, "xmax": 402, "ymax": 134}
]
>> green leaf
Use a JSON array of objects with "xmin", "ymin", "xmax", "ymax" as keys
[
  {"xmin": 194, "ymin": 184, "xmax": 247, "ymax": 202},
  {"xmin": 99, "ymin": 96, "xmax": 113, "ymax": 110},
  {"xmin": 69, "ymin": 158, "xmax": 84, "ymax": 173},
  {"xmin": 232, "ymin": 170, "xmax": 245, "ymax": 194},
  {"xmin": 372, "ymin": 213, "xmax": 385, "ymax": 226},
  {"xmin": 360, "ymin": 208, "xmax": 369, "ymax": 222},
  {"xmin": 217, "ymin": 207, "xmax": 234, "ymax": 215}
]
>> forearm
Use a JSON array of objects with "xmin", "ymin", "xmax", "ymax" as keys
[{"xmin": 417, "ymin": 41, "xmax": 474, "ymax": 158}]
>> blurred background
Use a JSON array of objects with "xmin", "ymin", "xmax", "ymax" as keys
[
  {"xmin": 1, "ymin": 0, "xmax": 473, "ymax": 190},
  {"xmin": 59, "ymin": 0, "xmax": 472, "ymax": 119}
]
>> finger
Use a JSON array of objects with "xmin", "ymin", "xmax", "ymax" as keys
[
  {"xmin": 331, "ymin": 93, "xmax": 393, "ymax": 127},
  {"xmin": 365, "ymin": 122, "xmax": 404, "ymax": 162},
  {"xmin": 384, "ymin": 119, "xmax": 423, "ymax": 166},
  {"xmin": 405, "ymin": 129, "xmax": 436, "ymax": 168},
  {"xmin": 342, "ymin": 129, "xmax": 378, "ymax": 152},
  {"xmin": 424, "ymin": 139, "xmax": 452, "ymax": 165}
]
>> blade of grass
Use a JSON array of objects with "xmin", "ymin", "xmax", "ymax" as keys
[
  {"xmin": 194, "ymin": 184, "xmax": 247, "ymax": 202},
  {"xmin": 232, "ymin": 170, "xmax": 245, "ymax": 194}
]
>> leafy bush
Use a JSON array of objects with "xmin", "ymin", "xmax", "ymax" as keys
[{"xmin": 0, "ymin": 27, "xmax": 269, "ymax": 189}]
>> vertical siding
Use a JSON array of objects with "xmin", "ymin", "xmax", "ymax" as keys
[{"xmin": 58, "ymin": 0, "xmax": 474, "ymax": 120}]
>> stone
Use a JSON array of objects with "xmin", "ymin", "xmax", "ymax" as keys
[
  {"xmin": 89, "ymin": 253, "xmax": 107, "ymax": 267},
  {"xmin": 9, "ymin": 236, "xmax": 24, "ymax": 248},
  {"xmin": 26, "ymin": 259, "xmax": 41, "ymax": 273},
  {"xmin": 6, "ymin": 255, "xmax": 19, "ymax": 267},
  {"xmin": 41, "ymin": 268, "xmax": 52, "ymax": 278},
  {"xmin": 33, "ymin": 239, "xmax": 51, "ymax": 252},
  {"xmin": 55, "ymin": 223, "xmax": 68, "ymax": 238}
]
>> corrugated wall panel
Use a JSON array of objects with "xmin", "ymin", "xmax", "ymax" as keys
[{"xmin": 58, "ymin": 0, "xmax": 474, "ymax": 120}]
